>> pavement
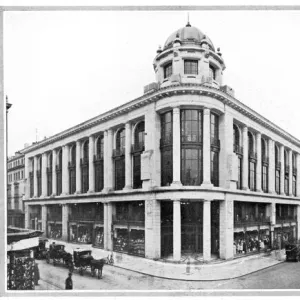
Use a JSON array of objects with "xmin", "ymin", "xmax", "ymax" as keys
[{"xmin": 47, "ymin": 239, "xmax": 286, "ymax": 281}]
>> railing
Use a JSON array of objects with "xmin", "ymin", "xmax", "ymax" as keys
[
  {"xmin": 80, "ymin": 158, "xmax": 89, "ymax": 165},
  {"xmin": 160, "ymin": 135, "xmax": 173, "ymax": 147},
  {"xmin": 293, "ymin": 167, "xmax": 297, "ymax": 175},
  {"xmin": 30, "ymin": 213, "xmax": 41, "ymax": 220},
  {"xmin": 211, "ymin": 137, "xmax": 220, "ymax": 149},
  {"xmin": 285, "ymin": 165, "xmax": 290, "ymax": 174},
  {"xmin": 276, "ymin": 215, "xmax": 297, "ymax": 223},
  {"xmin": 94, "ymin": 153, "xmax": 103, "ymax": 161},
  {"xmin": 68, "ymin": 161, "xmax": 76, "ymax": 168},
  {"xmin": 262, "ymin": 154, "xmax": 269, "ymax": 164},
  {"xmin": 234, "ymin": 216, "xmax": 270, "ymax": 227},
  {"xmin": 275, "ymin": 161, "xmax": 281, "ymax": 169},
  {"xmin": 233, "ymin": 144, "xmax": 243, "ymax": 155},
  {"xmin": 113, "ymin": 148, "xmax": 125, "ymax": 157},
  {"xmin": 55, "ymin": 165, "xmax": 62, "ymax": 171},
  {"xmin": 248, "ymin": 150, "xmax": 257, "ymax": 160},
  {"xmin": 131, "ymin": 142, "xmax": 145, "ymax": 153}
]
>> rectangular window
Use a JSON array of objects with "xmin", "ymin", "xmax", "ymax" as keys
[
  {"xmin": 262, "ymin": 165, "xmax": 268, "ymax": 193},
  {"xmin": 284, "ymin": 175, "xmax": 289, "ymax": 195},
  {"xmin": 211, "ymin": 150, "xmax": 219, "ymax": 186},
  {"xmin": 115, "ymin": 157, "xmax": 125, "ymax": 190},
  {"xmin": 181, "ymin": 148, "xmax": 202, "ymax": 186},
  {"xmin": 184, "ymin": 60, "xmax": 198, "ymax": 75},
  {"xmin": 209, "ymin": 65, "xmax": 216, "ymax": 80},
  {"xmin": 161, "ymin": 148, "xmax": 173, "ymax": 186},
  {"xmin": 293, "ymin": 175, "xmax": 297, "ymax": 196},
  {"xmin": 133, "ymin": 154, "xmax": 142, "ymax": 189},
  {"xmin": 237, "ymin": 157, "xmax": 242, "ymax": 190},
  {"xmin": 164, "ymin": 62, "xmax": 172, "ymax": 79}
]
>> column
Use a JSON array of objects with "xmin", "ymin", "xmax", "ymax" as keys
[
  {"xmin": 62, "ymin": 204, "xmax": 69, "ymax": 241},
  {"xmin": 219, "ymin": 113, "xmax": 236, "ymax": 189},
  {"xmin": 219, "ymin": 199, "xmax": 234, "ymax": 259},
  {"xmin": 103, "ymin": 129, "xmax": 113, "ymax": 192},
  {"xmin": 171, "ymin": 107, "xmax": 182, "ymax": 187},
  {"xmin": 41, "ymin": 205, "xmax": 47, "ymax": 237},
  {"xmin": 297, "ymin": 153, "xmax": 300, "ymax": 197},
  {"xmin": 106, "ymin": 202, "xmax": 113, "ymax": 250},
  {"xmin": 88, "ymin": 135, "xmax": 95, "ymax": 193},
  {"xmin": 256, "ymin": 133, "xmax": 262, "ymax": 192},
  {"xmin": 297, "ymin": 206, "xmax": 300, "ymax": 241},
  {"xmin": 280, "ymin": 145, "xmax": 285, "ymax": 195},
  {"xmin": 41, "ymin": 153, "xmax": 47, "ymax": 197},
  {"xmin": 271, "ymin": 202, "xmax": 276, "ymax": 247},
  {"xmin": 268, "ymin": 139, "xmax": 275, "ymax": 194},
  {"xmin": 124, "ymin": 122, "xmax": 132, "ymax": 190},
  {"xmin": 203, "ymin": 200, "xmax": 211, "ymax": 261},
  {"xmin": 142, "ymin": 103, "xmax": 161, "ymax": 189},
  {"xmin": 52, "ymin": 149, "xmax": 57, "ymax": 196},
  {"xmin": 62, "ymin": 145, "xmax": 69, "ymax": 195},
  {"xmin": 202, "ymin": 108, "xmax": 213, "ymax": 187},
  {"xmin": 33, "ymin": 156, "xmax": 38, "ymax": 197},
  {"xmin": 289, "ymin": 150, "xmax": 293, "ymax": 196},
  {"xmin": 242, "ymin": 126, "xmax": 249, "ymax": 190},
  {"xmin": 104, "ymin": 203, "xmax": 108, "ymax": 249},
  {"xmin": 145, "ymin": 198, "xmax": 161, "ymax": 259},
  {"xmin": 173, "ymin": 199, "xmax": 181, "ymax": 260},
  {"xmin": 75, "ymin": 140, "xmax": 81, "ymax": 194}
]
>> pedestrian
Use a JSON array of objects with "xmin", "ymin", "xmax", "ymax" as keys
[
  {"xmin": 34, "ymin": 262, "xmax": 40, "ymax": 285},
  {"xmin": 65, "ymin": 272, "xmax": 73, "ymax": 290}
]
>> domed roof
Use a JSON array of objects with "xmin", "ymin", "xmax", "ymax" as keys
[{"xmin": 163, "ymin": 23, "xmax": 215, "ymax": 51}]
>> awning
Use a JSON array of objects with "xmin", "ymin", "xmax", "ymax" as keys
[{"xmin": 7, "ymin": 236, "xmax": 39, "ymax": 252}]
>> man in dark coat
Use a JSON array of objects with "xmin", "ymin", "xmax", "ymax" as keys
[{"xmin": 65, "ymin": 272, "xmax": 73, "ymax": 290}]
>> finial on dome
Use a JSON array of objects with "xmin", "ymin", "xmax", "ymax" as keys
[{"xmin": 186, "ymin": 12, "xmax": 191, "ymax": 27}]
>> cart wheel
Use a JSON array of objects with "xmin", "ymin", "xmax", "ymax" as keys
[{"xmin": 79, "ymin": 267, "xmax": 84, "ymax": 276}]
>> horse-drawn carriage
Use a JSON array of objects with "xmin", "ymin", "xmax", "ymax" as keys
[
  {"xmin": 72, "ymin": 248, "xmax": 106, "ymax": 279},
  {"xmin": 32, "ymin": 237, "xmax": 49, "ymax": 259},
  {"xmin": 46, "ymin": 243, "xmax": 73, "ymax": 271}
]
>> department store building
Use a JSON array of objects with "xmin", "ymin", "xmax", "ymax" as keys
[{"xmin": 21, "ymin": 22, "xmax": 300, "ymax": 261}]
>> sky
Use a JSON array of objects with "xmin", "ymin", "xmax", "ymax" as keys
[{"xmin": 4, "ymin": 8, "xmax": 300, "ymax": 157}]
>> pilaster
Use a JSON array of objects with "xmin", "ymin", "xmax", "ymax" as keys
[
  {"xmin": 33, "ymin": 156, "xmax": 38, "ymax": 197},
  {"xmin": 202, "ymin": 108, "xmax": 213, "ymax": 187},
  {"xmin": 289, "ymin": 150, "xmax": 293, "ymax": 196},
  {"xmin": 88, "ymin": 135, "xmax": 95, "ymax": 193},
  {"xmin": 103, "ymin": 129, "xmax": 113, "ymax": 192},
  {"xmin": 297, "ymin": 153, "xmax": 300, "ymax": 197},
  {"xmin": 25, "ymin": 157, "xmax": 30, "ymax": 199},
  {"xmin": 171, "ymin": 107, "xmax": 182, "ymax": 187},
  {"xmin": 173, "ymin": 199, "xmax": 181, "ymax": 261},
  {"xmin": 124, "ymin": 122, "xmax": 133, "ymax": 190},
  {"xmin": 41, "ymin": 205, "xmax": 47, "ymax": 237},
  {"xmin": 203, "ymin": 200, "xmax": 211, "ymax": 261},
  {"xmin": 297, "ymin": 206, "xmax": 300, "ymax": 240},
  {"xmin": 280, "ymin": 145, "xmax": 285, "ymax": 195},
  {"xmin": 106, "ymin": 202, "xmax": 113, "ymax": 250},
  {"xmin": 145, "ymin": 198, "xmax": 161, "ymax": 259},
  {"xmin": 219, "ymin": 199, "xmax": 234, "ymax": 259},
  {"xmin": 24, "ymin": 204, "xmax": 29, "ymax": 229},
  {"xmin": 62, "ymin": 204, "xmax": 69, "ymax": 241}
]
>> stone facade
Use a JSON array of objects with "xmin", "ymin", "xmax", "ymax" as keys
[{"xmin": 20, "ymin": 22, "xmax": 300, "ymax": 262}]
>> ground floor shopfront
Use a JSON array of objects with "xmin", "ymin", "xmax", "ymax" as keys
[{"xmin": 24, "ymin": 192, "xmax": 300, "ymax": 261}]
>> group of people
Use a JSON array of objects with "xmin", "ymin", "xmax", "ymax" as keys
[{"xmin": 234, "ymin": 236, "xmax": 270, "ymax": 255}]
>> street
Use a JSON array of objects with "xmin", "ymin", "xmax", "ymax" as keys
[{"xmin": 35, "ymin": 259, "xmax": 300, "ymax": 290}]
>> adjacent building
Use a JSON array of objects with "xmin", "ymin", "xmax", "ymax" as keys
[
  {"xmin": 20, "ymin": 22, "xmax": 300, "ymax": 261},
  {"xmin": 7, "ymin": 152, "xmax": 26, "ymax": 228}
]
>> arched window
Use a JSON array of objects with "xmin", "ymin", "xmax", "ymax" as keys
[
  {"xmin": 133, "ymin": 122, "xmax": 145, "ymax": 189},
  {"xmin": 233, "ymin": 124, "xmax": 240, "ymax": 152},
  {"xmin": 248, "ymin": 132, "xmax": 256, "ymax": 191},
  {"xmin": 95, "ymin": 136, "xmax": 104, "ymax": 192},
  {"xmin": 69, "ymin": 145, "xmax": 76, "ymax": 194},
  {"xmin": 293, "ymin": 152, "xmax": 297, "ymax": 196},
  {"xmin": 275, "ymin": 145, "xmax": 280, "ymax": 194},
  {"xmin": 261, "ymin": 138, "xmax": 268, "ymax": 193},
  {"xmin": 56, "ymin": 149, "xmax": 63, "ymax": 195},
  {"xmin": 233, "ymin": 124, "xmax": 242, "ymax": 189},
  {"xmin": 47, "ymin": 153, "xmax": 53, "ymax": 196},
  {"xmin": 114, "ymin": 129, "xmax": 125, "ymax": 190}
]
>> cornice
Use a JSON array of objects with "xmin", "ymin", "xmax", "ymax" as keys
[{"xmin": 21, "ymin": 83, "xmax": 300, "ymax": 154}]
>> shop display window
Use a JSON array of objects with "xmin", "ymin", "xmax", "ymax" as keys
[
  {"xmin": 69, "ymin": 223, "xmax": 93, "ymax": 244},
  {"xmin": 48, "ymin": 223, "xmax": 62, "ymax": 239},
  {"xmin": 94, "ymin": 226, "xmax": 104, "ymax": 248},
  {"xmin": 113, "ymin": 228, "xmax": 129, "ymax": 252}
]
